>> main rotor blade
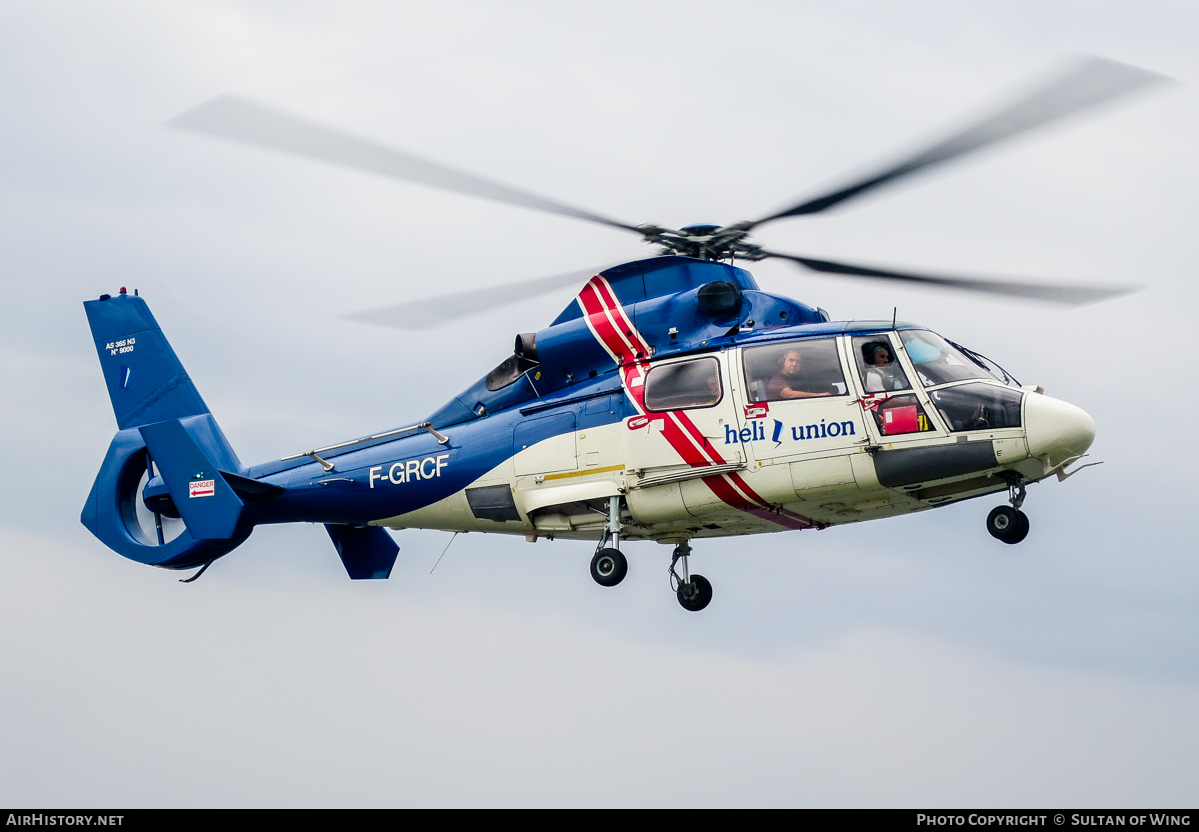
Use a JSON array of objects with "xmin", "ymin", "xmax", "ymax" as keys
[
  {"xmin": 750, "ymin": 57, "xmax": 1168, "ymax": 226},
  {"xmin": 764, "ymin": 251, "xmax": 1134, "ymax": 305},
  {"xmin": 341, "ymin": 266, "xmax": 607, "ymax": 330},
  {"xmin": 168, "ymin": 96, "xmax": 641, "ymax": 234}
]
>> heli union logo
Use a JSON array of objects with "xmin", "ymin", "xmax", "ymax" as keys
[
  {"xmin": 725, "ymin": 418, "xmax": 858, "ymax": 446},
  {"xmin": 188, "ymin": 479, "xmax": 216, "ymax": 498}
]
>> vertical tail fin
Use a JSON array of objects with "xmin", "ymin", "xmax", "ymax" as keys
[{"xmin": 84, "ymin": 290, "xmax": 212, "ymax": 431}]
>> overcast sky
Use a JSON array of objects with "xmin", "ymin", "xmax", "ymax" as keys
[{"xmin": 1, "ymin": 0, "xmax": 1197, "ymax": 808}]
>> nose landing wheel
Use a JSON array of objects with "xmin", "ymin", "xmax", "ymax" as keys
[
  {"xmin": 987, "ymin": 479, "xmax": 1029, "ymax": 544},
  {"xmin": 987, "ymin": 505, "xmax": 1029, "ymax": 544},
  {"xmin": 669, "ymin": 541, "xmax": 712, "ymax": 612}
]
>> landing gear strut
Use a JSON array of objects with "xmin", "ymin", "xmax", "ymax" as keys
[
  {"xmin": 987, "ymin": 479, "xmax": 1030, "ymax": 544},
  {"xmin": 590, "ymin": 496, "xmax": 627, "ymax": 587},
  {"xmin": 669, "ymin": 541, "xmax": 712, "ymax": 612}
]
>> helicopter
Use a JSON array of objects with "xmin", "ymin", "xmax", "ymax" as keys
[{"xmin": 82, "ymin": 57, "xmax": 1163, "ymax": 611}]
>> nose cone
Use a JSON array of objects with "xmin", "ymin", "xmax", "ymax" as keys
[{"xmin": 1024, "ymin": 392, "xmax": 1096, "ymax": 470}]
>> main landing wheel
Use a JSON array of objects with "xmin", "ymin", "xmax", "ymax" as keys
[
  {"xmin": 591, "ymin": 548, "xmax": 627, "ymax": 587},
  {"xmin": 987, "ymin": 505, "xmax": 1030, "ymax": 545},
  {"xmin": 677, "ymin": 574, "xmax": 713, "ymax": 612}
]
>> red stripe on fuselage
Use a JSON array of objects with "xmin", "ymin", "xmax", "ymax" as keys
[{"xmin": 574, "ymin": 275, "xmax": 821, "ymax": 532}]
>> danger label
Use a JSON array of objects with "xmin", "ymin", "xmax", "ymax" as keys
[{"xmin": 189, "ymin": 479, "xmax": 215, "ymax": 498}]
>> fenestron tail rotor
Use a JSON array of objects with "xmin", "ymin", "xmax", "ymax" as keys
[
  {"xmin": 133, "ymin": 451, "xmax": 186, "ymax": 547},
  {"xmin": 167, "ymin": 56, "xmax": 1169, "ymax": 316}
]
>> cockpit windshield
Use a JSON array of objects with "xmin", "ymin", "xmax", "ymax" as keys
[
  {"xmin": 947, "ymin": 340, "xmax": 1020, "ymax": 387},
  {"xmin": 899, "ymin": 330, "xmax": 996, "ymax": 388}
]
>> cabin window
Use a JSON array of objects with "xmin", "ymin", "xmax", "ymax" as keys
[
  {"xmin": 899, "ymin": 330, "xmax": 993, "ymax": 388},
  {"xmin": 928, "ymin": 383, "xmax": 1023, "ymax": 431},
  {"xmin": 852, "ymin": 335, "xmax": 912, "ymax": 394},
  {"xmin": 742, "ymin": 338, "xmax": 847, "ymax": 403},
  {"xmin": 643, "ymin": 357, "xmax": 722, "ymax": 411}
]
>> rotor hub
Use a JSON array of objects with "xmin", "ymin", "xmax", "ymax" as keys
[{"xmin": 638, "ymin": 222, "xmax": 766, "ymax": 262}]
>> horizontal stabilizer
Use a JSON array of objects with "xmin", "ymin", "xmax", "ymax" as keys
[
  {"xmin": 140, "ymin": 419, "xmax": 245, "ymax": 539},
  {"xmin": 221, "ymin": 471, "xmax": 286, "ymax": 501},
  {"xmin": 325, "ymin": 525, "xmax": 399, "ymax": 580}
]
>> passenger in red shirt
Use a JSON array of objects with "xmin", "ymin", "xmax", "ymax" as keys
[{"xmin": 766, "ymin": 349, "xmax": 831, "ymax": 400}]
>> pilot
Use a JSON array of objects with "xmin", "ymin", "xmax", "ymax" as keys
[
  {"xmin": 863, "ymin": 342, "xmax": 904, "ymax": 392},
  {"xmin": 766, "ymin": 349, "xmax": 829, "ymax": 400}
]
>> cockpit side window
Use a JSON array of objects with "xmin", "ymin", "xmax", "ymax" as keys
[
  {"xmin": 899, "ymin": 330, "xmax": 992, "ymax": 388},
  {"xmin": 644, "ymin": 357, "xmax": 722, "ymax": 411},
  {"xmin": 852, "ymin": 335, "xmax": 912, "ymax": 393},
  {"xmin": 742, "ymin": 338, "xmax": 847, "ymax": 403}
]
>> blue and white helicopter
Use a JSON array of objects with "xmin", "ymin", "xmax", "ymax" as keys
[{"xmin": 82, "ymin": 58, "xmax": 1161, "ymax": 610}]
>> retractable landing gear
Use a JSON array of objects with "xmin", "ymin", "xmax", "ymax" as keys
[
  {"xmin": 590, "ymin": 496, "xmax": 627, "ymax": 587},
  {"xmin": 987, "ymin": 479, "xmax": 1030, "ymax": 545},
  {"xmin": 669, "ymin": 541, "xmax": 712, "ymax": 612}
]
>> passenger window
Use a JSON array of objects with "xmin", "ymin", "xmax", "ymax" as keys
[
  {"xmin": 742, "ymin": 339, "xmax": 847, "ymax": 403},
  {"xmin": 644, "ymin": 357, "xmax": 722, "ymax": 411},
  {"xmin": 852, "ymin": 336, "xmax": 912, "ymax": 393}
]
